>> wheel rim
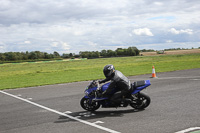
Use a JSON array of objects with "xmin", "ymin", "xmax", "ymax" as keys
[
  {"xmin": 81, "ymin": 98, "xmax": 100, "ymax": 111},
  {"xmin": 130, "ymin": 94, "xmax": 150, "ymax": 109}
]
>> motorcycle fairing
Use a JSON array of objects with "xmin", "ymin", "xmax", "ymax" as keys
[
  {"xmin": 84, "ymin": 87, "xmax": 97, "ymax": 99},
  {"xmin": 84, "ymin": 80, "xmax": 151, "ymax": 98}
]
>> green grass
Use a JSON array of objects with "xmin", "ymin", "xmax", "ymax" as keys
[{"xmin": 0, "ymin": 54, "xmax": 200, "ymax": 90}]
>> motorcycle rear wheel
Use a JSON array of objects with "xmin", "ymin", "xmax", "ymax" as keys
[
  {"xmin": 80, "ymin": 97, "xmax": 100, "ymax": 111},
  {"xmin": 130, "ymin": 92, "xmax": 151, "ymax": 109}
]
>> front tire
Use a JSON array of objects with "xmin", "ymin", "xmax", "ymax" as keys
[
  {"xmin": 130, "ymin": 92, "xmax": 151, "ymax": 109},
  {"xmin": 80, "ymin": 97, "xmax": 100, "ymax": 111}
]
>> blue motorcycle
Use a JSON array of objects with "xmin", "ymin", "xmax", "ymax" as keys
[{"xmin": 80, "ymin": 80, "xmax": 151, "ymax": 111}]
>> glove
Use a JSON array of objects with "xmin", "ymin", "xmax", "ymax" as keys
[
  {"xmin": 93, "ymin": 80, "xmax": 100, "ymax": 86},
  {"xmin": 98, "ymin": 80, "xmax": 102, "ymax": 84}
]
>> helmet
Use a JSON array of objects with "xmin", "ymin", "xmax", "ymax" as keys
[{"xmin": 103, "ymin": 64, "xmax": 115, "ymax": 78}]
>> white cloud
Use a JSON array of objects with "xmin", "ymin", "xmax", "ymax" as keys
[
  {"xmin": 24, "ymin": 41, "xmax": 31, "ymax": 44},
  {"xmin": 49, "ymin": 41, "xmax": 70, "ymax": 53},
  {"xmin": 73, "ymin": 30, "xmax": 84, "ymax": 36},
  {"xmin": 0, "ymin": 42, "xmax": 6, "ymax": 52},
  {"xmin": 132, "ymin": 28, "xmax": 154, "ymax": 36},
  {"xmin": 61, "ymin": 42, "xmax": 70, "ymax": 50},
  {"xmin": 51, "ymin": 42, "xmax": 59, "ymax": 47},
  {"xmin": 166, "ymin": 40, "xmax": 173, "ymax": 43},
  {"xmin": 170, "ymin": 28, "xmax": 193, "ymax": 35},
  {"xmin": 51, "ymin": 41, "xmax": 70, "ymax": 50},
  {"xmin": 0, "ymin": 0, "xmax": 200, "ymax": 53},
  {"xmin": 88, "ymin": 41, "xmax": 97, "ymax": 47},
  {"xmin": 154, "ymin": 2, "xmax": 163, "ymax": 6}
]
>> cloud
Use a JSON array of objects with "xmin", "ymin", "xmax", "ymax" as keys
[
  {"xmin": 166, "ymin": 40, "xmax": 173, "ymax": 43},
  {"xmin": 88, "ymin": 41, "xmax": 97, "ymax": 47},
  {"xmin": 169, "ymin": 28, "xmax": 193, "ymax": 35},
  {"xmin": 50, "ymin": 41, "xmax": 70, "ymax": 53},
  {"xmin": 153, "ymin": 2, "xmax": 163, "ymax": 6},
  {"xmin": 51, "ymin": 42, "xmax": 59, "ymax": 47},
  {"xmin": 24, "ymin": 41, "xmax": 31, "ymax": 44},
  {"xmin": 61, "ymin": 42, "xmax": 70, "ymax": 51},
  {"xmin": 0, "ymin": 0, "xmax": 200, "ymax": 53},
  {"xmin": 0, "ymin": 42, "xmax": 6, "ymax": 52},
  {"xmin": 132, "ymin": 28, "xmax": 154, "ymax": 36}
]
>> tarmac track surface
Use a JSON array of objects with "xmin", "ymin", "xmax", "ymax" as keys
[{"xmin": 0, "ymin": 69, "xmax": 200, "ymax": 133}]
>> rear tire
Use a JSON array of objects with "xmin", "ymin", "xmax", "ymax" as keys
[
  {"xmin": 80, "ymin": 97, "xmax": 100, "ymax": 111},
  {"xmin": 130, "ymin": 92, "xmax": 151, "ymax": 109}
]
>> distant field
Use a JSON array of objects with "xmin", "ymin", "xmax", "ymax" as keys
[
  {"xmin": 140, "ymin": 49, "xmax": 200, "ymax": 56},
  {"xmin": 0, "ymin": 53, "xmax": 200, "ymax": 90}
]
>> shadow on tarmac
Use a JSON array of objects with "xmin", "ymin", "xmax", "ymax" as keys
[{"xmin": 54, "ymin": 109, "xmax": 144, "ymax": 123}]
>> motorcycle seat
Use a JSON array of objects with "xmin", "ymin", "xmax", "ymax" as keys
[{"xmin": 133, "ymin": 80, "xmax": 146, "ymax": 88}]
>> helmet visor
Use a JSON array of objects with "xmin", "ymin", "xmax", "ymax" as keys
[{"xmin": 104, "ymin": 70, "xmax": 112, "ymax": 77}]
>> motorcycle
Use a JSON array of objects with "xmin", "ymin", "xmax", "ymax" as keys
[{"xmin": 80, "ymin": 80, "xmax": 151, "ymax": 111}]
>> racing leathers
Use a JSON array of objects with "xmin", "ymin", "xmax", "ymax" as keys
[{"xmin": 99, "ymin": 70, "xmax": 131, "ymax": 105}]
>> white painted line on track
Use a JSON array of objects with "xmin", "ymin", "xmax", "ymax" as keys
[
  {"xmin": 17, "ymin": 94, "xmax": 22, "ymax": 97},
  {"xmin": 0, "ymin": 90, "xmax": 120, "ymax": 133},
  {"xmin": 93, "ymin": 121, "xmax": 104, "ymax": 124},
  {"xmin": 27, "ymin": 98, "xmax": 33, "ymax": 100},
  {"xmin": 190, "ymin": 79, "xmax": 200, "ymax": 81},
  {"xmin": 63, "ymin": 111, "xmax": 72, "ymax": 114},
  {"xmin": 175, "ymin": 127, "xmax": 200, "ymax": 133}
]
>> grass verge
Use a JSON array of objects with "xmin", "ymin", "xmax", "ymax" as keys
[{"xmin": 0, "ymin": 54, "xmax": 200, "ymax": 90}]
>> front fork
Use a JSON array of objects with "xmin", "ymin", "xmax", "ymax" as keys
[{"xmin": 130, "ymin": 92, "xmax": 140, "ymax": 103}]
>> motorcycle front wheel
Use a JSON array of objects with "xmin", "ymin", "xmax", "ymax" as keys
[
  {"xmin": 130, "ymin": 92, "xmax": 151, "ymax": 109},
  {"xmin": 80, "ymin": 97, "xmax": 100, "ymax": 111}
]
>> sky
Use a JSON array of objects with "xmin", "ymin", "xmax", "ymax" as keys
[{"xmin": 0, "ymin": 0, "xmax": 200, "ymax": 54}]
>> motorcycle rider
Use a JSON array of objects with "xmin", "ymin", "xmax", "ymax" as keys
[{"xmin": 98, "ymin": 64, "xmax": 132, "ymax": 105}]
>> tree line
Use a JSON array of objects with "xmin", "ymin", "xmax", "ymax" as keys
[
  {"xmin": 1, "ymin": 47, "xmax": 199, "ymax": 63},
  {"xmin": 79, "ymin": 47, "xmax": 139, "ymax": 58},
  {"xmin": 0, "ymin": 47, "xmax": 140, "ymax": 62},
  {"xmin": 0, "ymin": 51, "xmax": 61, "ymax": 62},
  {"xmin": 0, "ymin": 47, "xmax": 139, "ymax": 62}
]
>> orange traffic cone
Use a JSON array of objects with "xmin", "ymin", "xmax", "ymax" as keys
[{"xmin": 152, "ymin": 66, "xmax": 157, "ymax": 78}]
